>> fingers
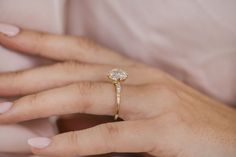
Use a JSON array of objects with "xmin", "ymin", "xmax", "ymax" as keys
[
  {"xmin": 0, "ymin": 61, "xmax": 161, "ymax": 97},
  {"xmin": 0, "ymin": 82, "xmax": 143, "ymax": 123},
  {"xmin": 0, "ymin": 28, "xmax": 132, "ymax": 65},
  {"xmin": 0, "ymin": 62, "xmax": 114, "ymax": 96},
  {"xmin": 28, "ymin": 121, "xmax": 154, "ymax": 157}
]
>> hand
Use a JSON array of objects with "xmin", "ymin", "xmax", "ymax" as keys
[{"xmin": 0, "ymin": 27, "xmax": 236, "ymax": 157}]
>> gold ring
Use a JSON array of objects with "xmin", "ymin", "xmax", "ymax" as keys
[{"xmin": 107, "ymin": 68, "xmax": 128, "ymax": 120}]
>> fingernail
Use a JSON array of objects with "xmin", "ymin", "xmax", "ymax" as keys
[
  {"xmin": 0, "ymin": 23, "xmax": 20, "ymax": 37},
  {"xmin": 0, "ymin": 102, "xmax": 13, "ymax": 114},
  {"xmin": 28, "ymin": 137, "xmax": 51, "ymax": 149}
]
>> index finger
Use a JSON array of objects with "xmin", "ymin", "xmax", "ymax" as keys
[{"xmin": 0, "ymin": 24, "xmax": 132, "ymax": 65}]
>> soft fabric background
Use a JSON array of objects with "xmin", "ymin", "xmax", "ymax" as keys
[
  {"xmin": 0, "ymin": 0, "xmax": 236, "ymax": 156},
  {"xmin": 66, "ymin": 0, "xmax": 236, "ymax": 106},
  {"xmin": 0, "ymin": 0, "xmax": 64, "ymax": 156}
]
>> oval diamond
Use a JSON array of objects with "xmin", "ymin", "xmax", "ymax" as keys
[{"xmin": 107, "ymin": 68, "xmax": 128, "ymax": 82}]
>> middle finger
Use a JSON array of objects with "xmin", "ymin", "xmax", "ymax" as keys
[{"xmin": 0, "ymin": 62, "xmax": 161, "ymax": 96}]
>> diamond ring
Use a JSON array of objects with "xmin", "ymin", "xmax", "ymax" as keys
[{"xmin": 107, "ymin": 68, "xmax": 128, "ymax": 120}]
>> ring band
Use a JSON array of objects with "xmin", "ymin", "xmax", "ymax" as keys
[
  {"xmin": 107, "ymin": 68, "xmax": 128, "ymax": 120},
  {"xmin": 114, "ymin": 82, "xmax": 121, "ymax": 120}
]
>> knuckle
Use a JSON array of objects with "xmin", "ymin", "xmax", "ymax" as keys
[
  {"xmin": 63, "ymin": 60, "xmax": 78, "ymax": 67},
  {"xmin": 58, "ymin": 61, "xmax": 79, "ymax": 73},
  {"xmin": 3, "ymin": 71, "xmax": 24, "ymax": 95},
  {"xmin": 71, "ymin": 82, "xmax": 102, "ymax": 113},
  {"xmin": 67, "ymin": 131, "xmax": 80, "ymax": 146},
  {"xmin": 78, "ymin": 37, "xmax": 103, "ymax": 54},
  {"xmin": 6, "ymin": 71, "xmax": 20, "ymax": 83},
  {"xmin": 99, "ymin": 123, "xmax": 120, "ymax": 152},
  {"xmin": 28, "ymin": 93, "xmax": 41, "ymax": 106},
  {"xmin": 67, "ymin": 131, "xmax": 81, "ymax": 155},
  {"xmin": 15, "ymin": 93, "xmax": 43, "ymax": 117},
  {"xmin": 80, "ymin": 37, "xmax": 99, "ymax": 48},
  {"xmin": 74, "ymin": 82, "xmax": 96, "ymax": 96},
  {"xmin": 61, "ymin": 61, "xmax": 90, "ymax": 72},
  {"xmin": 25, "ymin": 93, "xmax": 43, "ymax": 110},
  {"xmin": 104, "ymin": 123, "xmax": 120, "ymax": 137},
  {"xmin": 33, "ymin": 32, "xmax": 46, "ymax": 55}
]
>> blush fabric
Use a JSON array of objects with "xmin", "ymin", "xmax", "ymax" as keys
[
  {"xmin": 0, "ymin": 0, "xmax": 63, "ymax": 156},
  {"xmin": 0, "ymin": 0, "xmax": 236, "ymax": 156},
  {"xmin": 66, "ymin": 0, "xmax": 236, "ymax": 106}
]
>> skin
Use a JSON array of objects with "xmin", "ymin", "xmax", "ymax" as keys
[{"xmin": 0, "ymin": 28, "xmax": 236, "ymax": 157}]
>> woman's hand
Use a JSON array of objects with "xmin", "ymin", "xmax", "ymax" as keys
[{"xmin": 0, "ymin": 27, "xmax": 236, "ymax": 157}]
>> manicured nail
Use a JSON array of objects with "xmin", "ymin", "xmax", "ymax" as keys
[
  {"xmin": 0, "ymin": 23, "xmax": 20, "ymax": 37},
  {"xmin": 0, "ymin": 102, "xmax": 13, "ymax": 114},
  {"xmin": 28, "ymin": 137, "xmax": 51, "ymax": 149}
]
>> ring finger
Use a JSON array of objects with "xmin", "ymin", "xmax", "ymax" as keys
[{"xmin": 0, "ymin": 81, "xmax": 152, "ymax": 123}]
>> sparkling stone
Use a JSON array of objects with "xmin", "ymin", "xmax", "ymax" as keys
[
  {"xmin": 107, "ymin": 68, "xmax": 128, "ymax": 82},
  {"xmin": 116, "ymin": 83, "xmax": 121, "ymax": 92}
]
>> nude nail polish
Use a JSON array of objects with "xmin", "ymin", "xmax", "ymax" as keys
[
  {"xmin": 0, "ymin": 23, "xmax": 20, "ymax": 37},
  {"xmin": 0, "ymin": 102, "xmax": 12, "ymax": 114},
  {"xmin": 28, "ymin": 137, "xmax": 51, "ymax": 149}
]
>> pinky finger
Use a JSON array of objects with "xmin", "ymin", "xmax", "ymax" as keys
[{"xmin": 28, "ymin": 120, "xmax": 155, "ymax": 157}]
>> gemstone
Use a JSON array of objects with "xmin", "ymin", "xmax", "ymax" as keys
[
  {"xmin": 107, "ymin": 68, "xmax": 128, "ymax": 82},
  {"xmin": 116, "ymin": 83, "xmax": 121, "ymax": 92}
]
